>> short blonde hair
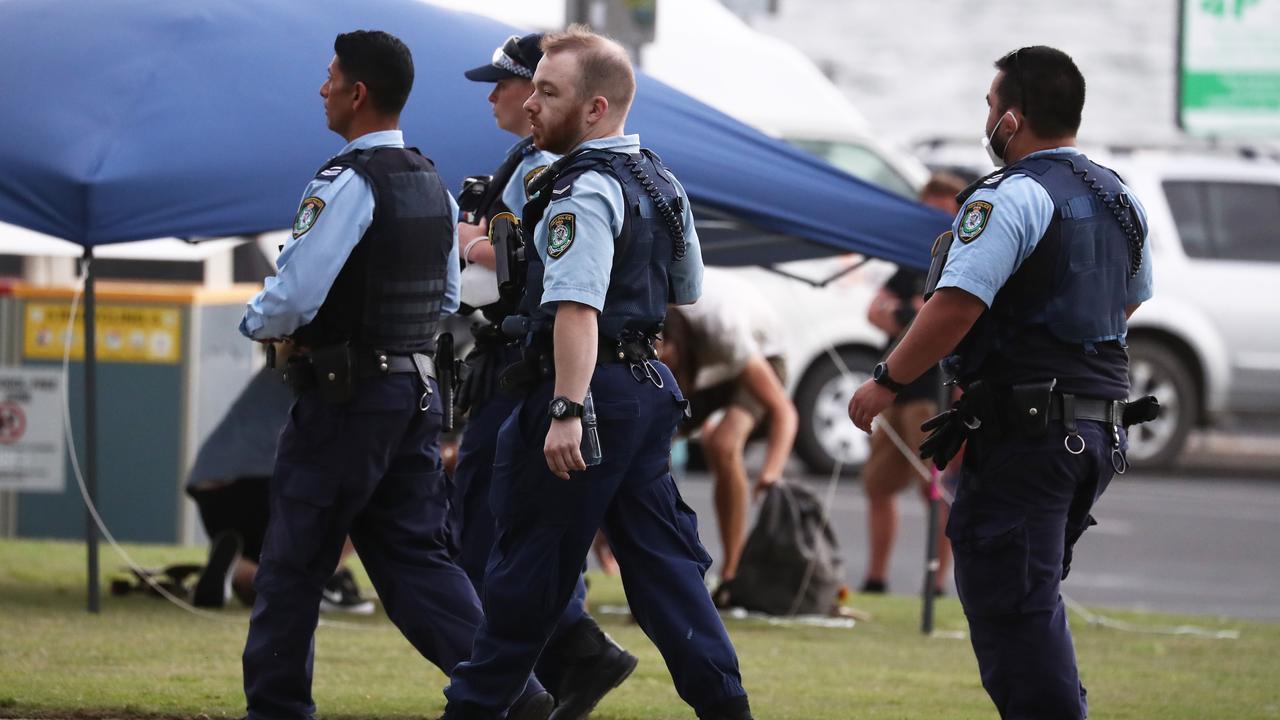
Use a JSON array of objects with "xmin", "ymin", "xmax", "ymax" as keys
[{"xmin": 541, "ymin": 24, "xmax": 636, "ymax": 114}]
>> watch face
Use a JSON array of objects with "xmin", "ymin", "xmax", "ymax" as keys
[
  {"xmin": 873, "ymin": 363, "xmax": 886, "ymax": 381},
  {"xmin": 551, "ymin": 398, "xmax": 567, "ymax": 417}
]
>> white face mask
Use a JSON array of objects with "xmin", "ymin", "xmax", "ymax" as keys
[{"xmin": 982, "ymin": 111, "xmax": 1019, "ymax": 167}]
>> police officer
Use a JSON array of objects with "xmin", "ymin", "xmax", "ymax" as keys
[
  {"xmin": 238, "ymin": 30, "xmax": 551, "ymax": 720},
  {"xmin": 848, "ymin": 46, "xmax": 1154, "ymax": 719},
  {"xmin": 442, "ymin": 26, "xmax": 753, "ymax": 720},
  {"xmin": 451, "ymin": 32, "xmax": 638, "ymax": 714}
]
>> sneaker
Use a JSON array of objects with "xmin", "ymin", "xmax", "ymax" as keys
[
  {"xmin": 711, "ymin": 580, "xmax": 734, "ymax": 609},
  {"xmin": 320, "ymin": 567, "xmax": 375, "ymax": 615},
  {"xmin": 510, "ymin": 691, "xmax": 555, "ymax": 720},
  {"xmin": 192, "ymin": 531, "xmax": 242, "ymax": 609},
  {"xmin": 548, "ymin": 617, "xmax": 638, "ymax": 720}
]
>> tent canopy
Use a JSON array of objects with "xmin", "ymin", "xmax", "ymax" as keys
[{"xmin": 0, "ymin": 0, "xmax": 947, "ymax": 269}]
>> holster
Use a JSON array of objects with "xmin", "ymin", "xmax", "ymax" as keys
[
  {"xmin": 497, "ymin": 350, "xmax": 553, "ymax": 395},
  {"xmin": 284, "ymin": 344, "xmax": 355, "ymax": 405},
  {"xmin": 455, "ymin": 323, "xmax": 508, "ymax": 415}
]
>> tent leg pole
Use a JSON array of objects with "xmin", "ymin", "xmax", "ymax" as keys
[{"xmin": 83, "ymin": 246, "xmax": 99, "ymax": 614}]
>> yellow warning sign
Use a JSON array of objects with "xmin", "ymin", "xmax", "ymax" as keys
[{"xmin": 23, "ymin": 302, "xmax": 182, "ymax": 364}]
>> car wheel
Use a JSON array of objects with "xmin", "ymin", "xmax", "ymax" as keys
[
  {"xmin": 1126, "ymin": 338, "xmax": 1197, "ymax": 469},
  {"xmin": 794, "ymin": 348, "xmax": 878, "ymax": 475}
]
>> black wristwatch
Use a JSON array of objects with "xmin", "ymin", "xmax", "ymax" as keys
[
  {"xmin": 872, "ymin": 362, "xmax": 906, "ymax": 393},
  {"xmin": 549, "ymin": 396, "xmax": 585, "ymax": 420}
]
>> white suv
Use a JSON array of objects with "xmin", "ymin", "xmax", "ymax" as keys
[{"xmin": 915, "ymin": 140, "xmax": 1280, "ymax": 467}]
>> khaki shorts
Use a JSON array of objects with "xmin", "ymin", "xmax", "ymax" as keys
[
  {"xmin": 686, "ymin": 356, "xmax": 788, "ymax": 430},
  {"xmin": 861, "ymin": 399, "xmax": 938, "ymax": 497}
]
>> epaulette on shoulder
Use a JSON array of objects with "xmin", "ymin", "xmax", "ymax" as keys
[
  {"xmin": 532, "ymin": 150, "xmax": 611, "ymax": 202},
  {"xmin": 313, "ymin": 162, "xmax": 350, "ymax": 182},
  {"xmin": 956, "ymin": 168, "xmax": 1017, "ymax": 204}
]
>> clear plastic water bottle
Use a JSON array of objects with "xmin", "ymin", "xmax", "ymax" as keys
[{"xmin": 581, "ymin": 387, "xmax": 603, "ymax": 467}]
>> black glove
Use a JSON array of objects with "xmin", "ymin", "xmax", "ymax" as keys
[
  {"xmin": 1122, "ymin": 395, "xmax": 1160, "ymax": 427},
  {"xmin": 918, "ymin": 405, "xmax": 969, "ymax": 471}
]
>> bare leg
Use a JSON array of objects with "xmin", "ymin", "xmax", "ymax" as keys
[
  {"xmin": 865, "ymin": 490, "xmax": 898, "ymax": 585},
  {"xmin": 592, "ymin": 531, "xmax": 620, "ymax": 576},
  {"xmin": 338, "ymin": 537, "xmax": 356, "ymax": 566},
  {"xmin": 705, "ymin": 407, "xmax": 756, "ymax": 581},
  {"xmin": 232, "ymin": 558, "xmax": 258, "ymax": 606},
  {"xmin": 936, "ymin": 502, "xmax": 952, "ymax": 591}
]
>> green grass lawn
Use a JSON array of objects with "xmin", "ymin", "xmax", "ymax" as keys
[{"xmin": 1, "ymin": 539, "xmax": 1277, "ymax": 719}]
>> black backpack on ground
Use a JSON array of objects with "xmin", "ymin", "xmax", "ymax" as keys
[{"xmin": 723, "ymin": 480, "xmax": 845, "ymax": 616}]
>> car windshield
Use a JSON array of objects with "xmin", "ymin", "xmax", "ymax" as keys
[{"xmin": 787, "ymin": 139, "xmax": 917, "ymax": 199}]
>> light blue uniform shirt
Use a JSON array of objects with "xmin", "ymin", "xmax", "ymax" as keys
[
  {"xmin": 534, "ymin": 134, "xmax": 703, "ymax": 313},
  {"xmin": 937, "ymin": 147, "xmax": 1153, "ymax": 319},
  {"xmin": 240, "ymin": 130, "xmax": 461, "ymax": 340},
  {"xmin": 500, "ymin": 136, "xmax": 558, "ymax": 215}
]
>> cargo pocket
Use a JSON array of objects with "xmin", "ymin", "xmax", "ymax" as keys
[
  {"xmin": 952, "ymin": 520, "xmax": 1031, "ymax": 616},
  {"xmin": 264, "ymin": 461, "xmax": 344, "ymax": 576},
  {"xmin": 276, "ymin": 393, "xmax": 345, "ymax": 469},
  {"xmin": 664, "ymin": 481, "xmax": 713, "ymax": 574}
]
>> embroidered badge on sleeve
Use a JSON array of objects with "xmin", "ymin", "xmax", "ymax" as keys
[
  {"xmin": 547, "ymin": 212, "xmax": 575, "ymax": 258},
  {"xmin": 524, "ymin": 165, "xmax": 549, "ymax": 194},
  {"xmin": 292, "ymin": 197, "xmax": 325, "ymax": 239},
  {"xmin": 957, "ymin": 200, "xmax": 993, "ymax": 243}
]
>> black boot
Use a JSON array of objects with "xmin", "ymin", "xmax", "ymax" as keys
[
  {"xmin": 546, "ymin": 617, "xmax": 638, "ymax": 720},
  {"xmin": 509, "ymin": 690, "xmax": 555, "ymax": 720},
  {"xmin": 698, "ymin": 695, "xmax": 754, "ymax": 720}
]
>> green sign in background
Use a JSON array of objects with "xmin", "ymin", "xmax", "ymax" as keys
[{"xmin": 1179, "ymin": 0, "xmax": 1280, "ymax": 135}]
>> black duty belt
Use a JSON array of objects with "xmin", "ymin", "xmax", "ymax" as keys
[
  {"xmin": 1048, "ymin": 395, "xmax": 1125, "ymax": 426},
  {"xmin": 497, "ymin": 334, "xmax": 660, "ymax": 395},
  {"xmin": 355, "ymin": 351, "xmax": 429, "ymax": 378},
  {"xmin": 282, "ymin": 347, "xmax": 435, "ymax": 402}
]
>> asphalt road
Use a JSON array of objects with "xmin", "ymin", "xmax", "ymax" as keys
[{"xmin": 668, "ymin": 465, "xmax": 1280, "ymax": 621}]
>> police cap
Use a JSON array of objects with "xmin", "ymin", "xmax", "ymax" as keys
[{"xmin": 464, "ymin": 33, "xmax": 544, "ymax": 82}]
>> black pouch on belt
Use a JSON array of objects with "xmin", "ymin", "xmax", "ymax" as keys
[
  {"xmin": 310, "ymin": 344, "xmax": 355, "ymax": 405},
  {"xmin": 1006, "ymin": 379, "xmax": 1056, "ymax": 438}
]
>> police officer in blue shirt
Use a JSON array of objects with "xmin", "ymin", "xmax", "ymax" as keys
[
  {"xmin": 849, "ymin": 46, "xmax": 1157, "ymax": 720},
  {"xmin": 450, "ymin": 32, "xmax": 638, "ymax": 715},
  {"xmin": 238, "ymin": 30, "xmax": 551, "ymax": 720},
  {"xmin": 442, "ymin": 26, "xmax": 752, "ymax": 720}
]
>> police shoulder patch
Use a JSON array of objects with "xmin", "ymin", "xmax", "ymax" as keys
[
  {"xmin": 292, "ymin": 197, "xmax": 325, "ymax": 238},
  {"xmin": 957, "ymin": 200, "xmax": 993, "ymax": 243},
  {"xmin": 547, "ymin": 212, "xmax": 575, "ymax": 258},
  {"xmin": 524, "ymin": 165, "xmax": 549, "ymax": 194}
]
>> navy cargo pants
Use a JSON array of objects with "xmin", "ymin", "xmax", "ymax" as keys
[
  {"xmin": 243, "ymin": 374, "xmax": 543, "ymax": 720},
  {"xmin": 443, "ymin": 361, "xmax": 747, "ymax": 719},
  {"xmin": 448, "ymin": 343, "xmax": 589, "ymax": 692},
  {"xmin": 947, "ymin": 419, "xmax": 1123, "ymax": 720}
]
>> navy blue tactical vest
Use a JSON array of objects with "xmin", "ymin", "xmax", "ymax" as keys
[
  {"xmin": 954, "ymin": 152, "xmax": 1144, "ymax": 399},
  {"xmin": 518, "ymin": 148, "xmax": 684, "ymax": 341},
  {"xmin": 476, "ymin": 138, "xmax": 542, "ymax": 324},
  {"xmin": 485, "ymin": 137, "xmax": 539, "ymax": 221},
  {"xmin": 290, "ymin": 146, "xmax": 453, "ymax": 354}
]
